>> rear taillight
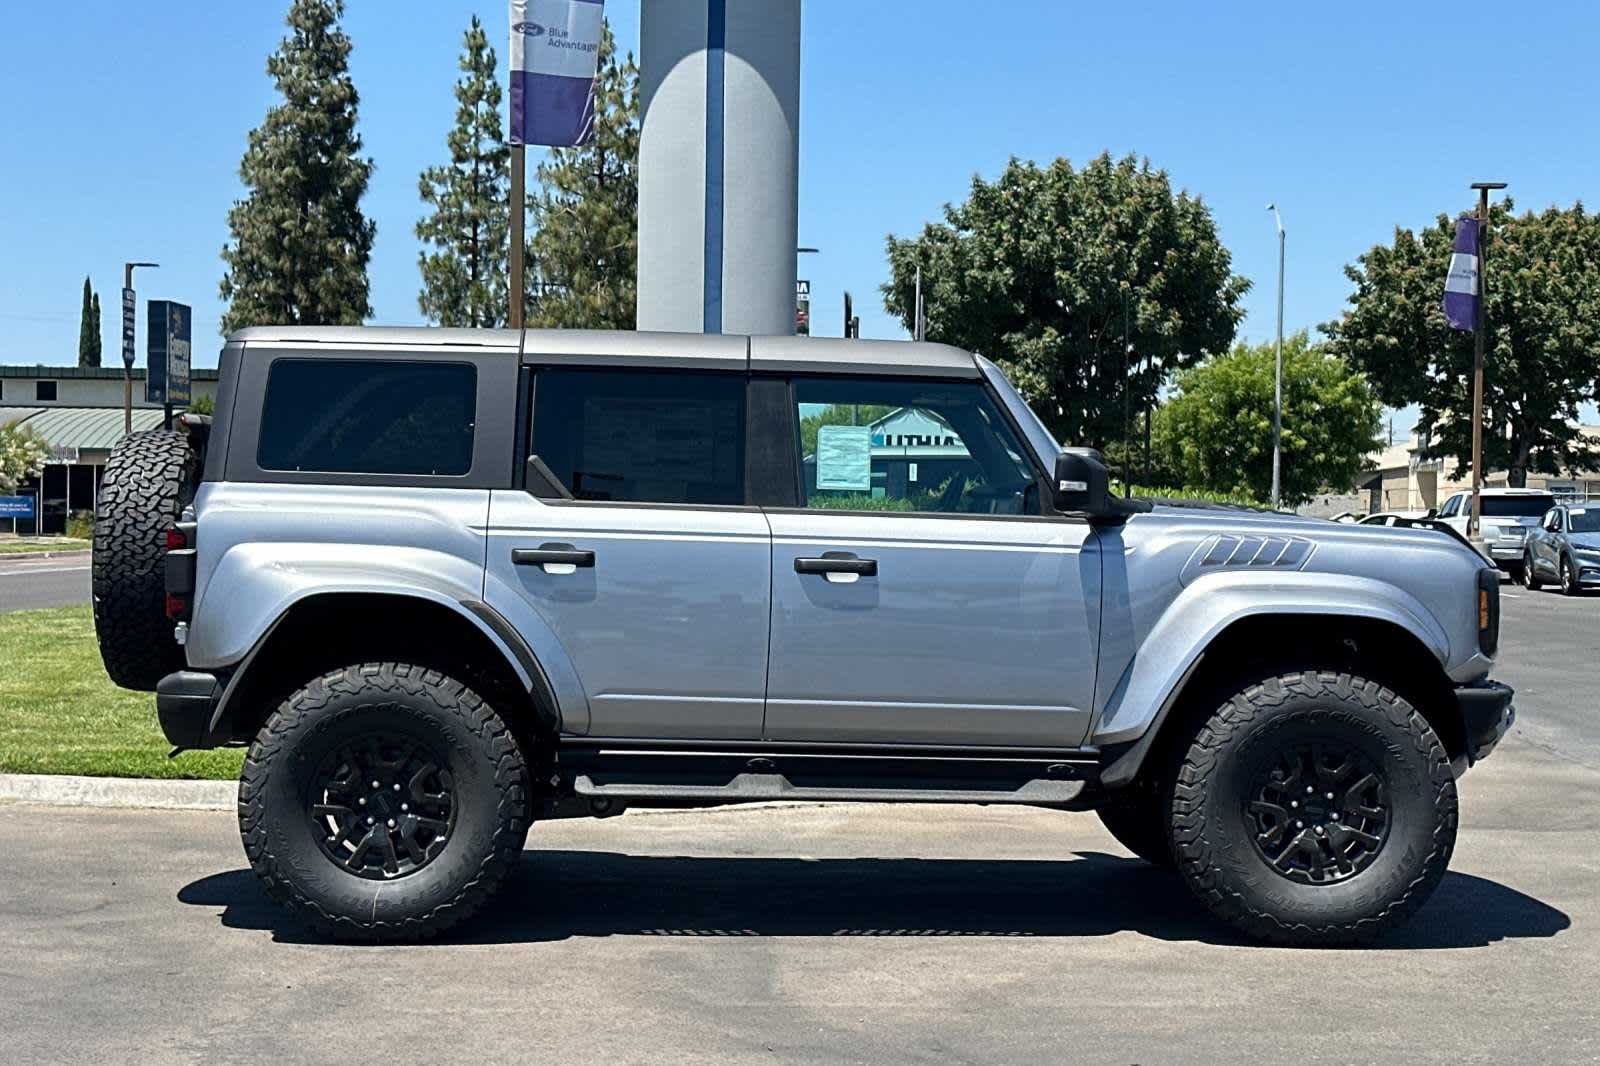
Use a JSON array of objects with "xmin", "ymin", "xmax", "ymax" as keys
[
  {"xmin": 165, "ymin": 593, "xmax": 188, "ymax": 620},
  {"xmin": 165, "ymin": 527, "xmax": 188, "ymax": 550}
]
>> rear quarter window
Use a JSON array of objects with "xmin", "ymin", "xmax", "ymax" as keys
[{"xmin": 257, "ymin": 359, "xmax": 476, "ymax": 476}]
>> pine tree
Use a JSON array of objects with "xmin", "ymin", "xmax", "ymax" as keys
[
  {"xmin": 416, "ymin": 16, "xmax": 509, "ymax": 328},
  {"xmin": 526, "ymin": 23, "xmax": 639, "ymax": 329},
  {"xmin": 77, "ymin": 278, "xmax": 99, "ymax": 367},
  {"xmin": 219, "ymin": 0, "xmax": 375, "ymax": 336}
]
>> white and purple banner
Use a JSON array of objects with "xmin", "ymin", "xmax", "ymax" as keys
[
  {"xmin": 1442, "ymin": 216, "xmax": 1480, "ymax": 332},
  {"xmin": 510, "ymin": 0, "xmax": 606, "ymax": 147}
]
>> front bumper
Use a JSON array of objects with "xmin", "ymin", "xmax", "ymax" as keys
[
  {"xmin": 155, "ymin": 670, "xmax": 224, "ymax": 750},
  {"xmin": 1454, "ymin": 679, "xmax": 1515, "ymax": 771}
]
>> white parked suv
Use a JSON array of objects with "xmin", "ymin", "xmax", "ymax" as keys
[{"xmin": 1435, "ymin": 488, "xmax": 1556, "ymax": 581}]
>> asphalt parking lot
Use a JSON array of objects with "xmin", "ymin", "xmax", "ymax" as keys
[
  {"xmin": 0, "ymin": 552, "xmax": 91, "ymax": 612},
  {"xmin": 1, "ymin": 585, "xmax": 1597, "ymax": 1065}
]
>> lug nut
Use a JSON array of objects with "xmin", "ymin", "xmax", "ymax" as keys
[
  {"xmin": 1331, "ymin": 812, "xmax": 1341, "ymax": 820},
  {"xmin": 1290, "ymin": 800, "xmax": 1299, "ymax": 808},
  {"xmin": 358, "ymin": 797, "xmax": 366, "ymax": 806},
  {"xmin": 371, "ymin": 781, "xmax": 380, "ymax": 790},
  {"xmin": 1306, "ymin": 786, "xmax": 1314, "ymax": 794},
  {"xmin": 366, "ymin": 817, "xmax": 374, "ymax": 825},
  {"xmin": 1325, "ymin": 792, "xmax": 1334, "ymax": 800},
  {"xmin": 393, "ymin": 784, "xmax": 401, "ymax": 792},
  {"xmin": 387, "ymin": 819, "xmax": 396, "ymax": 828},
  {"xmin": 1296, "ymin": 820, "xmax": 1304, "ymax": 828},
  {"xmin": 401, "ymin": 803, "xmax": 409, "ymax": 812}
]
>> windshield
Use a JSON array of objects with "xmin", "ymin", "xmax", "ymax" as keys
[
  {"xmin": 1482, "ymin": 495, "xmax": 1556, "ymax": 517},
  {"xmin": 1569, "ymin": 507, "xmax": 1600, "ymax": 533},
  {"xmin": 976, "ymin": 355, "xmax": 1059, "ymax": 470}
]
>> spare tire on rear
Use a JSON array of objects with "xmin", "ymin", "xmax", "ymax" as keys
[{"xmin": 93, "ymin": 429, "xmax": 201, "ymax": 691}]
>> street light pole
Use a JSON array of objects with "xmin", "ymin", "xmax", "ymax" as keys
[
  {"xmin": 121, "ymin": 261, "xmax": 158, "ymax": 438},
  {"xmin": 1267, "ymin": 205, "xmax": 1285, "ymax": 510},
  {"xmin": 1468, "ymin": 182, "xmax": 1507, "ymax": 541}
]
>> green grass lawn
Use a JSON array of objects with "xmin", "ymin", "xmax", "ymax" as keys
[
  {"xmin": 0, "ymin": 606, "xmax": 242, "ymax": 779},
  {"xmin": 0, "ymin": 538, "xmax": 91, "ymax": 555}
]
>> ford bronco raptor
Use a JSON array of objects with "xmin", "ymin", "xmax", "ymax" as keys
[{"xmin": 92, "ymin": 327, "xmax": 1514, "ymax": 945}]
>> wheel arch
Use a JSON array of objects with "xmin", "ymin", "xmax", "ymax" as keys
[
  {"xmin": 1098, "ymin": 612, "xmax": 1465, "ymax": 789},
  {"xmin": 212, "ymin": 592, "xmax": 564, "ymax": 764}
]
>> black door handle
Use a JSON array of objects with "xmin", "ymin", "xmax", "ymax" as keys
[
  {"xmin": 795, "ymin": 554, "xmax": 877, "ymax": 576},
  {"xmin": 513, "ymin": 544, "xmax": 595, "ymax": 568}
]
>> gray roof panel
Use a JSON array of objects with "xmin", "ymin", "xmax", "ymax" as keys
[
  {"xmin": 224, "ymin": 326, "xmax": 981, "ymax": 377},
  {"xmin": 749, "ymin": 335, "xmax": 980, "ymax": 378}
]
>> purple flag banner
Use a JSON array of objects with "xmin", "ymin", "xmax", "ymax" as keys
[
  {"xmin": 510, "ymin": 0, "xmax": 606, "ymax": 147},
  {"xmin": 1442, "ymin": 215, "xmax": 1480, "ymax": 332}
]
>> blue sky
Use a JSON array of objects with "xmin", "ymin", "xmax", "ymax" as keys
[{"xmin": 3, "ymin": 1, "xmax": 1597, "ymax": 437}]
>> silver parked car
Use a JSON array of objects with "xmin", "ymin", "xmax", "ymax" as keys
[
  {"xmin": 88, "ymin": 327, "xmax": 1513, "ymax": 947},
  {"xmin": 1523, "ymin": 502, "xmax": 1600, "ymax": 594}
]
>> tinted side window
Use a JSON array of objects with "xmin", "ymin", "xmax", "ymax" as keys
[
  {"xmin": 792, "ymin": 377, "xmax": 1040, "ymax": 515},
  {"xmin": 530, "ymin": 369, "xmax": 746, "ymax": 505},
  {"xmin": 258, "ymin": 360, "xmax": 476, "ymax": 475}
]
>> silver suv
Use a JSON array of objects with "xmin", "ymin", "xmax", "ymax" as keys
[{"xmin": 91, "ymin": 327, "xmax": 1514, "ymax": 946}]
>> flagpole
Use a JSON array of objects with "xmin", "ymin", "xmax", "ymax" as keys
[
  {"xmin": 510, "ymin": 145, "xmax": 525, "ymax": 330},
  {"xmin": 1468, "ymin": 181, "xmax": 1506, "ymax": 542}
]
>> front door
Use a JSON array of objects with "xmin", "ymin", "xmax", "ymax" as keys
[
  {"xmin": 762, "ymin": 374, "xmax": 1100, "ymax": 747},
  {"xmin": 484, "ymin": 367, "xmax": 771, "ymax": 739}
]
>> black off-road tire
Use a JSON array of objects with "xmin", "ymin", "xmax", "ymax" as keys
[
  {"xmin": 1170, "ymin": 671, "xmax": 1457, "ymax": 946},
  {"xmin": 1522, "ymin": 551, "xmax": 1541, "ymax": 590},
  {"xmin": 1095, "ymin": 782, "xmax": 1175, "ymax": 868},
  {"xmin": 238, "ymin": 663, "xmax": 530, "ymax": 942},
  {"xmin": 92, "ymin": 429, "xmax": 200, "ymax": 691}
]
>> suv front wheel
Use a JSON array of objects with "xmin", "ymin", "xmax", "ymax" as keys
[
  {"xmin": 238, "ymin": 662, "xmax": 530, "ymax": 941},
  {"xmin": 1169, "ymin": 670, "xmax": 1457, "ymax": 946}
]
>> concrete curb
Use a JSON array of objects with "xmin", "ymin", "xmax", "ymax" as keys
[
  {"xmin": 0, "ymin": 549, "xmax": 92, "ymax": 564},
  {"xmin": 0, "ymin": 773, "xmax": 825, "ymax": 815},
  {"xmin": 0, "ymin": 773, "xmax": 234, "ymax": 810}
]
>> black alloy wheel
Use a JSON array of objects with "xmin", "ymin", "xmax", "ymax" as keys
[
  {"xmin": 1246, "ymin": 743, "xmax": 1389, "ymax": 885},
  {"xmin": 309, "ymin": 736, "xmax": 457, "ymax": 880}
]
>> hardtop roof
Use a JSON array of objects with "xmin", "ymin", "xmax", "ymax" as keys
[{"xmin": 225, "ymin": 326, "xmax": 981, "ymax": 378}]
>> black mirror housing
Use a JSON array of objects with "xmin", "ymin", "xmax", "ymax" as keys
[{"xmin": 1053, "ymin": 448, "xmax": 1152, "ymax": 521}]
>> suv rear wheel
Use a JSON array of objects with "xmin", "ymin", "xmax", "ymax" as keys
[
  {"xmin": 238, "ymin": 662, "xmax": 530, "ymax": 941},
  {"xmin": 1522, "ymin": 550, "xmax": 1541, "ymax": 589},
  {"xmin": 1169, "ymin": 670, "xmax": 1456, "ymax": 946}
]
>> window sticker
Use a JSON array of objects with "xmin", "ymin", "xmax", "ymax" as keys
[{"xmin": 816, "ymin": 425, "xmax": 872, "ymax": 491}]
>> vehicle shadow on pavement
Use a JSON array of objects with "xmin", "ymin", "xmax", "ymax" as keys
[{"xmin": 178, "ymin": 849, "xmax": 1571, "ymax": 949}]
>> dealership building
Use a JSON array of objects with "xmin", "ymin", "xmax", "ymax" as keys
[{"xmin": 1, "ymin": 365, "xmax": 218, "ymax": 535}]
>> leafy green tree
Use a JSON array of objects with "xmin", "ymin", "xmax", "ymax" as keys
[
  {"xmin": 883, "ymin": 153, "xmax": 1248, "ymax": 451},
  {"xmin": 77, "ymin": 278, "xmax": 101, "ymax": 367},
  {"xmin": 526, "ymin": 23, "xmax": 638, "ymax": 329},
  {"xmin": 1324, "ymin": 200, "xmax": 1600, "ymax": 485},
  {"xmin": 1152, "ymin": 332, "xmax": 1382, "ymax": 506},
  {"xmin": 219, "ymin": 0, "xmax": 375, "ymax": 336},
  {"xmin": 417, "ymin": 16, "xmax": 509, "ymax": 328}
]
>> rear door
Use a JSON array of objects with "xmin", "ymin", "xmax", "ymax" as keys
[
  {"xmin": 484, "ymin": 363, "xmax": 772, "ymax": 739},
  {"xmin": 760, "ymin": 373, "xmax": 1100, "ymax": 747}
]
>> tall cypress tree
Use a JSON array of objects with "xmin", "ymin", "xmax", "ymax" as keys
[
  {"xmin": 526, "ymin": 23, "xmax": 639, "ymax": 329},
  {"xmin": 77, "ymin": 277, "xmax": 99, "ymax": 367},
  {"xmin": 416, "ymin": 16, "xmax": 509, "ymax": 328},
  {"xmin": 219, "ymin": 0, "xmax": 375, "ymax": 335},
  {"xmin": 90, "ymin": 292, "xmax": 102, "ymax": 366}
]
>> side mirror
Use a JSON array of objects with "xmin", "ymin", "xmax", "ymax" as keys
[
  {"xmin": 1053, "ymin": 448, "xmax": 1152, "ymax": 521},
  {"xmin": 1423, "ymin": 508, "xmax": 1438, "ymax": 519}
]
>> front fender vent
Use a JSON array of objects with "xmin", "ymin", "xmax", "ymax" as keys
[{"xmin": 1183, "ymin": 534, "xmax": 1314, "ymax": 584}]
